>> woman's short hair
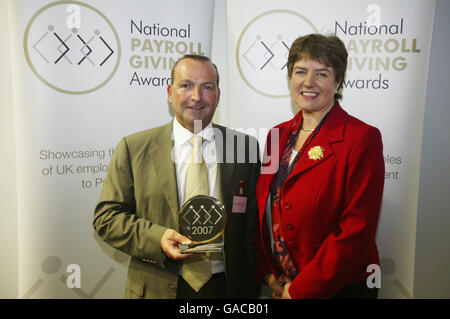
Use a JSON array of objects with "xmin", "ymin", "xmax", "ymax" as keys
[{"xmin": 287, "ymin": 34, "xmax": 348, "ymax": 101}]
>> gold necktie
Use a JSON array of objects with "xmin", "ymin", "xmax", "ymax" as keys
[{"xmin": 181, "ymin": 135, "xmax": 211, "ymax": 292}]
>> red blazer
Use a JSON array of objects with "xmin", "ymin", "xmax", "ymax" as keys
[{"xmin": 255, "ymin": 103, "xmax": 385, "ymax": 298}]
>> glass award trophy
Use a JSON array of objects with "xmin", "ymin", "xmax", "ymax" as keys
[{"xmin": 179, "ymin": 195, "xmax": 226, "ymax": 253}]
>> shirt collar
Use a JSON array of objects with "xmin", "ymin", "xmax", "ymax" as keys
[{"xmin": 172, "ymin": 118, "xmax": 215, "ymax": 146}]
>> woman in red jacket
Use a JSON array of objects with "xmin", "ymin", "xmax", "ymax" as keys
[{"xmin": 255, "ymin": 34, "xmax": 385, "ymax": 298}]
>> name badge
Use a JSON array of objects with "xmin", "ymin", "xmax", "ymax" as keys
[{"xmin": 232, "ymin": 195, "xmax": 247, "ymax": 213}]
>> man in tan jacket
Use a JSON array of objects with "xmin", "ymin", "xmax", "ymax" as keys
[{"xmin": 93, "ymin": 55, "xmax": 260, "ymax": 298}]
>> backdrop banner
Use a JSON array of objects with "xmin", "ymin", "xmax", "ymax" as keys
[
  {"xmin": 227, "ymin": 0, "xmax": 435, "ymax": 298},
  {"xmin": 10, "ymin": 0, "xmax": 214, "ymax": 298}
]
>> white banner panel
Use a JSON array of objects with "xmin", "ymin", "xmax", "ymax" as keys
[
  {"xmin": 10, "ymin": 0, "xmax": 214, "ymax": 298},
  {"xmin": 227, "ymin": 0, "xmax": 435, "ymax": 298}
]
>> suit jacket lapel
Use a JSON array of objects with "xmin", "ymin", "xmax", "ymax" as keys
[
  {"xmin": 287, "ymin": 104, "xmax": 346, "ymax": 181},
  {"xmin": 214, "ymin": 124, "xmax": 234, "ymax": 207},
  {"xmin": 150, "ymin": 122, "xmax": 180, "ymax": 220}
]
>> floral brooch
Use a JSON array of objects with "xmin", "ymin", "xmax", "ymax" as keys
[{"xmin": 308, "ymin": 146, "xmax": 324, "ymax": 161}]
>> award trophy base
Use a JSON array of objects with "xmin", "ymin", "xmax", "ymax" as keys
[{"xmin": 179, "ymin": 243, "xmax": 224, "ymax": 254}]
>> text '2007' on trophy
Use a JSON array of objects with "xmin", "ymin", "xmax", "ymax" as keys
[{"xmin": 179, "ymin": 195, "xmax": 226, "ymax": 254}]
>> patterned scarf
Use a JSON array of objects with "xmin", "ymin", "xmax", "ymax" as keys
[{"xmin": 269, "ymin": 108, "xmax": 331, "ymax": 280}]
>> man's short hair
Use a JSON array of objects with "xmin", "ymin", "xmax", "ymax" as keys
[{"xmin": 170, "ymin": 54, "xmax": 220, "ymax": 87}]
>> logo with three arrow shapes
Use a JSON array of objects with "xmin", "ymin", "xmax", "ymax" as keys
[
  {"xmin": 236, "ymin": 10, "xmax": 318, "ymax": 98},
  {"xmin": 180, "ymin": 195, "xmax": 226, "ymax": 243},
  {"xmin": 24, "ymin": 1, "xmax": 121, "ymax": 94}
]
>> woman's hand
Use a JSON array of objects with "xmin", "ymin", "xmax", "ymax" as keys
[
  {"xmin": 265, "ymin": 273, "xmax": 292, "ymax": 299},
  {"xmin": 265, "ymin": 273, "xmax": 284, "ymax": 298},
  {"xmin": 280, "ymin": 282, "xmax": 293, "ymax": 299}
]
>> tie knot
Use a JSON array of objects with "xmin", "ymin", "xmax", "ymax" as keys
[{"xmin": 190, "ymin": 135, "xmax": 203, "ymax": 149}]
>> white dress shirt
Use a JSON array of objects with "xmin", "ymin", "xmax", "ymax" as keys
[{"xmin": 172, "ymin": 118, "xmax": 224, "ymax": 274}]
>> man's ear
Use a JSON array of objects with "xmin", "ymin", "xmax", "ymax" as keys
[{"xmin": 167, "ymin": 84, "xmax": 172, "ymax": 104}]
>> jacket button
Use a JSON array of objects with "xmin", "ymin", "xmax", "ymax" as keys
[
  {"xmin": 286, "ymin": 224, "xmax": 294, "ymax": 230},
  {"xmin": 284, "ymin": 202, "xmax": 292, "ymax": 209}
]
